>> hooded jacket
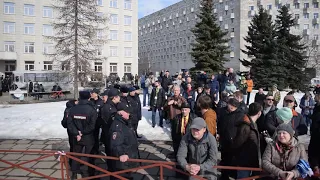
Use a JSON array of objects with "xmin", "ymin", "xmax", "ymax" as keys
[
  {"xmin": 177, "ymin": 130, "xmax": 218, "ymax": 180},
  {"xmin": 262, "ymin": 137, "xmax": 308, "ymax": 179},
  {"xmin": 61, "ymin": 100, "xmax": 77, "ymax": 128}
]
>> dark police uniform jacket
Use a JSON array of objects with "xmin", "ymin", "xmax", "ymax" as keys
[
  {"xmin": 101, "ymin": 100, "xmax": 118, "ymax": 137},
  {"xmin": 67, "ymin": 100, "xmax": 97, "ymax": 145},
  {"xmin": 90, "ymin": 97, "xmax": 104, "ymax": 127},
  {"xmin": 127, "ymin": 95, "xmax": 141, "ymax": 124},
  {"xmin": 108, "ymin": 114, "xmax": 139, "ymax": 169}
]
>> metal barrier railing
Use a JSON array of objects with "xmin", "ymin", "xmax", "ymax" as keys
[{"xmin": 0, "ymin": 149, "xmax": 318, "ymax": 180}]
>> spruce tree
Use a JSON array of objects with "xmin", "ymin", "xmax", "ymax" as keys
[
  {"xmin": 190, "ymin": 0, "xmax": 229, "ymax": 74},
  {"xmin": 276, "ymin": 6, "xmax": 307, "ymax": 89},
  {"xmin": 241, "ymin": 8, "xmax": 287, "ymax": 89}
]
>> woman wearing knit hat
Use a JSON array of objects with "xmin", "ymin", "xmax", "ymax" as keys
[
  {"xmin": 262, "ymin": 123, "xmax": 308, "ymax": 180},
  {"xmin": 265, "ymin": 107, "xmax": 293, "ymax": 137}
]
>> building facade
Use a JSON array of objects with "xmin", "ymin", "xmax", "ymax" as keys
[
  {"xmin": 138, "ymin": 0, "xmax": 320, "ymax": 75},
  {"xmin": 0, "ymin": 0, "xmax": 138, "ymax": 79}
]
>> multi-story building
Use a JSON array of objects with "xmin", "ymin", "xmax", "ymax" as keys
[
  {"xmin": 138, "ymin": 0, "xmax": 320, "ymax": 75},
  {"xmin": 0, "ymin": 0, "xmax": 138, "ymax": 79}
]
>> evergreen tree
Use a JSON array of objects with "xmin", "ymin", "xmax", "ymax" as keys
[
  {"xmin": 190, "ymin": 0, "xmax": 229, "ymax": 74},
  {"xmin": 241, "ymin": 8, "xmax": 288, "ymax": 89},
  {"xmin": 276, "ymin": 5, "xmax": 307, "ymax": 89},
  {"xmin": 50, "ymin": 0, "xmax": 108, "ymax": 98}
]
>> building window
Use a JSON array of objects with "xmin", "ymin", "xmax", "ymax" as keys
[
  {"xmin": 304, "ymin": 3, "xmax": 309, "ymax": 8},
  {"xmin": 111, "ymin": 14, "xmax": 118, "ymax": 24},
  {"xmin": 24, "ymin": 42, "xmax": 35, "ymax": 53},
  {"xmin": 43, "ymin": 6, "xmax": 53, "ymax": 18},
  {"xmin": 249, "ymin": 6, "xmax": 254, "ymax": 11},
  {"xmin": 109, "ymin": 30, "xmax": 118, "ymax": 40},
  {"xmin": 110, "ymin": 0, "xmax": 117, "ymax": 8},
  {"xmin": 267, "ymin": 4, "xmax": 272, "ymax": 10},
  {"xmin": 24, "ymin": 4, "xmax": 35, "ymax": 16},
  {"xmin": 313, "ymin": 24, "xmax": 319, "ymax": 29},
  {"xmin": 124, "ymin": 47, "xmax": 132, "ymax": 57},
  {"xmin": 97, "ymin": 0, "xmax": 103, "ymax": 6},
  {"xmin": 61, "ymin": 61, "xmax": 70, "ymax": 71},
  {"xmin": 304, "ymin": 24, "xmax": 309, "ymax": 29},
  {"xmin": 94, "ymin": 62, "xmax": 103, "ymax": 72},
  {"xmin": 314, "ymin": 13, "xmax": 319, "ymax": 19},
  {"xmin": 43, "ymin": 25, "xmax": 53, "ymax": 36},
  {"xmin": 314, "ymin": 2, "xmax": 319, "ymax": 8},
  {"xmin": 304, "ymin": 13, "xmax": 309, "ymax": 19},
  {"xmin": 124, "ymin": 63, "xmax": 131, "ymax": 73},
  {"xmin": 110, "ymin": 63, "xmax": 117, "ymax": 73},
  {"xmin": 124, "ymin": 0, "xmax": 132, "ymax": 10},
  {"xmin": 110, "ymin": 46, "xmax": 118, "ymax": 56},
  {"xmin": 24, "ymin": 23, "xmax": 35, "ymax": 35},
  {"xmin": 124, "ymin": 31, "xmax": 132, "ymax": 41},
  {"xmin": 25, "ymin": 61, "xmax": 35, "ymax": 70},
  {"xmin": 295, "ymin": 14, "xmax": 300, "ymax": 19},
  {"xmin": 4, "ymin": 41, "xmax": 15, "ymax": 52},
  {"xmin": 4, "ymin": 2, "xmax": 15, "ymax": 14},
  {"xmin": 43, "ymin": 43, "xmax": 54, "ymax": 54},
  {"xmin": 124, "ymin": 16, "xmax": 132, "ymax": 25},
  {"xmin": 96, "ymin": 46, "xmax": 102, "ymax": 55},
  {"xmin": 43, "ymin": 61, "xmax": 53, "ymax": 70},
  {"xmin": 294, "ymin": 3, "xmax": 300, "ymax": 9},
  {"xmin": 5, "ymin": 61, "xmax": 15, "ymax": 72},
  {"xmin": 3, "ymin": 22, "xmax": 15, "ymax": 34}
]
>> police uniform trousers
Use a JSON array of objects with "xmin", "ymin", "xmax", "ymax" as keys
[{"xmin": 71, "ymin": 137, "xmax": 94, "ymax": 177}]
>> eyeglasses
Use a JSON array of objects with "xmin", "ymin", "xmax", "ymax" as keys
[
  {"xmin": 284, "ymin": 99, "xmax": 294, "ymax": 103},
  {"xmin": 266, "ymin": 99, "xmax": 274, "ymax": 101}
]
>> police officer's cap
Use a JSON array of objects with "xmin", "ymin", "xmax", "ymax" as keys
[
  {"xmin": 91, "ymin": 88, "xmax": 100, "ymax": 94},
  {"xmin": 120, "ymin": 86, "xmax": 129, "ymax": 93},
  {"xmin": 128, "ymin": 87, "xmax": 136, "ymax": 93},
  {"xmin": 79, "ymin": 91, "xmax": 91, "ymax": 100},
  {"xmin": 114, "ymin": 84, "xmax": 121, "ymax": 89},
  {"xmin": 108, "ymin": 88, "xmax": 120, "ymax": 97},
  {"xmin": 117, "ymin": 102, "xmax": 129, "ymax": 112},
  {"xmin": 100, "ymin": 90, "xmax": 109, "ymax": 96}
]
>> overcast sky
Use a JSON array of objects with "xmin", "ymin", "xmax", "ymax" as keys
[{"xmin": 138, "ymin": 0, "xmax": 181, "ymax": 18}]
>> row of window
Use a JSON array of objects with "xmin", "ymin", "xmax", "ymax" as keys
[
  {"xmin": 110, "ymin": 14, "xmax": 132, "ymax": 25},
  {"xmin": 22, "ymin": 61, "xmax": 131, "ymax": 73},
  {"xmin": 3, "ymin": 22, "xmax": 53, "ymax": 35},
  {"xmin": 4, "ymin": 2, "xmax": 53, "ymax": 17},
  {"xmin": 109, "ymin": 0, "xmax": 132, "ymax": 10},
  {"xmin": 294, "ymin": 13, "xmax": 319, "ymax": 19},
  {"xmin": 109, "ymin": 30, "xmax": 132, "ymax": 41},
  {"xmin": 3, "ymin": 41, "xmax": 133, "ymax": 57}
]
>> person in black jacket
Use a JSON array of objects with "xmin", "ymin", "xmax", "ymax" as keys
[
  {"xmin": 61, "ymin": 99, "xmax": 78, "ymax": 167},
  {"xmin": 90, "ymin": 88, "xmax": 104, "ymax": 155},
  {"xmin": 108, "ymin": 107, "xmax": 139, "ymax": 180},
  {"xmin": 67, "ymin": 91, "xmax": 97, "ymax": 178},
  {"xmin": 233, "ymin": 103, "xmax": 262, "ymax": 179},
  {"xmin": 254, "ymin": 88, "xmax": 266, "ymax": 106},
  {"xmin": 150, "ymin": 81, "xmax": 166, "ymax": 128},
  {"xmin": 161, "ymin": 70, "xmax": 172, "ymax": 92},
  {"xmin": 234, "ymin": 91, "xmax": 248, "ymax": 114},
  {"xmin": 133, "ymin": 85, "xmax": 142, "ymax": 137},
  {"xmin": 128, "ymin": 86, "xmax": 142, "ymax": 138}
]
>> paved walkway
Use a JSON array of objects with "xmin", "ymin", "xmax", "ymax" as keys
[{"xmin": 0, "ymin": 139, "xmax": 183, "ymax": 180}]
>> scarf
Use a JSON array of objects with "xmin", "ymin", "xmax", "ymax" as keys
[{"xmin": 276, "ymin": 141, "xmax": 294, "ymax": 171}]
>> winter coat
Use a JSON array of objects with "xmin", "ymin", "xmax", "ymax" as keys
[
  {"xmin": 225, "ymin": 83, "xmax": 237, "ymax": 95},
  {"xmin": 218, "ymin": 74, "xmax": 229, "ymax": 92},
  {"xmin": 161, "ymin": 75, "xmax": 172, "ymax": 92},
  {"xmin": 291, "ymin": 110, "xmax": 308, "ymax": 136},
  {"xmin": 177, "ymin": 131, "xmax": 218, "ymax": 180},
  {"xmin": 262, "ymin": 138, "xmax": 308, "ymax": 179},
  {"xmin": 164, "ymin": 95, "xmax": 187, "ymax": 120},
  {"xmin": 145, "ymin": 77, "xmax": 156, "ymax": 94},
  {"xmin": 308, "ymin": 104, "xmax": 320, "ymax": 169},
  {"xmin": 246, "ymin": 79, "xmax": 254, "ymax": 93},
  {"xmin": 209, "ymin": 79, "xmax": 219, "ymax": 94},
  {"xmin": 183, "ymin": 89, "xmax": 196, "ymax": 103},
  {"xmin": 255, "ymin": 93, "xmax": 266, "ymax": 106},
  {"xmin": 299, "ymin": 96, "xmax": 315, "ymax": 116},
  {"xmin": 202, "ymin": 109, "xmax": 217, "ymax": 136},
  {"xmin": 265, "ymin": 107, "xmax": 282, "ymax": 136},
  {"xmin": 238, "ymin": 101, "xmax": 248, "ymax": 114},
  {"xmin": 232, "ymin": 115, "xmax": 261, "ymax": 168},
  {"xmin": 61, "ymin": 100, "xmax": 77, "ymax": 128},
  {"xmin": 172, "ymin": 113, "xmax": 197, "ymax": 140},
  {"xmin": 150, "ymin": 87, "xmax": 166, "ymax": 108}
]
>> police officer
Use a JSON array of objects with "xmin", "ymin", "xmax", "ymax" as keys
[
  {"xmin": 90, "ymin": 88, "xmax": 104, "ymax": 154},
  {"xmin": 108, "ymin": 102, "xmax": 139, "ymax": 180},
  {"xmin": 101, "ymin": 88, "xmax": 121, "ymax": 153},
  {"xmin": 128, "ymin": 86, "xmax": 142, "ymax": 138},
  {"xmin": 117, "ymin": 86, "xmax": 134, "ymax": 120},
  {"xmin": 101, "ymin": 89, "xmax": 109, "ymax": 104},
  {"xmin": 67, "ymin": 91, "xmax": 97, "ymax": 179}
]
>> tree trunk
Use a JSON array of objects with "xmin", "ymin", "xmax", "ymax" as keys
[{"xmin": 73, "ymin": 0, "xmax": 79, "ymax": 99}]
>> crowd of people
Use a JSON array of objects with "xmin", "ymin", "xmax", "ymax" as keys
[{"xmin": 61, "ymin": 68, "xmax": 320, "ymax": 180}]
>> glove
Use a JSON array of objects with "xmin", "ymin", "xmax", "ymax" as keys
[{"xmin": 265, "ymin": 137, "xmax": 273, "ymax": 143}]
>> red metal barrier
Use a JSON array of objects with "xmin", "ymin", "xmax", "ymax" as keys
[{"xmin": 0, "ymin": 149, "xmax": 319, "ymax": 180}]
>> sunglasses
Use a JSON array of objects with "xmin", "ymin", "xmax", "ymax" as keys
[
  {"xmin": 266, "ymin": 99, "xmax": 274, "ymax": 101},
  {"xmin": 284, "ymin": 99, "xmax": 294, "ymax": 103}
]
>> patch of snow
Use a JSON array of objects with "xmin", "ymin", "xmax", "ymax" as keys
[{"xmin": 0, "ymin": 91, "xmax": 311, "ymax": 142}]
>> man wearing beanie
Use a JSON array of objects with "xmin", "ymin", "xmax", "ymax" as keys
[
  {"xmin": 127, "ymin": 86, "xmax": 142, "ymax": 138},
  {"xmin": 265, "ymin": 107, "xmax": 293, "ymax": 136},
  {"xmin": 67, "ymin": 91, "xmax": 97, "ymax": 178},
  {"xmin": 283, "ymin": 95, "xmax": 307, "ymax": 136},
  {"xmin": 262, "ymin": 123, "xmax": 308, "ymax": 180}
]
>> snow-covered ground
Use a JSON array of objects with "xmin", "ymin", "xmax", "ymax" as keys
[{"xmin": 0, "ymin": 91, "xmax": 310, "ymax": 142}]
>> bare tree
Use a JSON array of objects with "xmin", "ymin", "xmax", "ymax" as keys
[
  {"xmin": 303, "ymin": 37, "xmax": 320, "ymax": 73},
  {"xmin": 49, "ymin": 0, "xmax": 108, "ymax": 99}
]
